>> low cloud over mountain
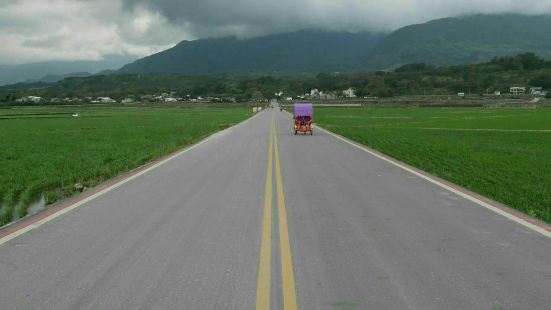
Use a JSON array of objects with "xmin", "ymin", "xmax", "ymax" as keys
[{"xmin": 2, "ymin": 0, "xmax": 551, "ymax": 65}]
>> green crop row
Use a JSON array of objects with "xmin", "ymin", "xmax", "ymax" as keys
[{"xmin": 0, "ymin": 107, "xmax": 252, "ymax": 226}]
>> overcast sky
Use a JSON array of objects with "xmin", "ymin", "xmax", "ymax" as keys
[{"xmin": 1, "ymin": 0, "xmax": 551, "ymax": 65}]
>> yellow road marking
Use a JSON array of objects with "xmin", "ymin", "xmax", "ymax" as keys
[
  {"xmin": 274, "ymin": 119, "xmax": 298, "ymax": 310},
  {"xmin": 256, "ymin": 115, "xmax": 274, "ymax": 310},
  {"xmin": 256, "ymin": 114, "xmax": 299, "ymax": 310}
]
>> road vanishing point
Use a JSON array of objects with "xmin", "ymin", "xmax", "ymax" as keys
[{"xmin": 0, "ymin": 109, "xmax": 550, "ymax": 309}]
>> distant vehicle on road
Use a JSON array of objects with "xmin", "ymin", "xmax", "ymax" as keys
[{"xmin": 293, "ymin": 103, "xmax": 313, "ymax": 135}]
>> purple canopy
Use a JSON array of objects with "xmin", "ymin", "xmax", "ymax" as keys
[{"xmin": 293, "ymin": 103, "xmax": 313, "ymax": 117}]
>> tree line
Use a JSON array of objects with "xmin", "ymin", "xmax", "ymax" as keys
[{"xmin": 1, "ymin": 53, "xmax": 550, "ymax": 105}]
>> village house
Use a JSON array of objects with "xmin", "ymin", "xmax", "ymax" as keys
[
  {"xmin": 16, "ymin": 96, "xmax": 42, "ymax": 103},
  {"xmin": 319, "ymin": 92, "xmax": 337, "ymax": 100},
  {"xmin": 343, "ymin": 87, "xmax": 357, "ymax": 98},
  {"xmin": 530, "ymin": 87, "xmax": 546, "ymax": 96},
  {"xmin": 510, "ymin": 87, "xmax": 526, "ymax": 95},
  {"xmin": 97, "ymin": 97, "xmax": 116, "ymax": 103}
]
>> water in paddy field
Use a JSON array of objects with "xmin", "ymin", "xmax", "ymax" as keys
[
  {"xmin": 28, "ymin": 195, "xmax": 46, "ymax": 216},
  {"xmin": 11, "ymin": 195, "xmax": 46, "ymax": 222}
]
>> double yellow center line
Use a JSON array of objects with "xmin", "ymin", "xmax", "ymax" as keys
[{"xmin": 256, "ymin": 115, "xmax": 298, "ymax": 310}]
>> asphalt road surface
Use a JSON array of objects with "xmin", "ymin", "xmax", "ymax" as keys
[{"xmin": 0, "ymin": 109, "xmax": 550, "ymax": 310}]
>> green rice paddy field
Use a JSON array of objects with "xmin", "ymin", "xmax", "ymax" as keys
[
  {"xmin": 0, "ymin": 107, "xmax": 252, "ymax": 225},
  {"xmin": 316, "ymin": 107, "xmax": 551, "ymax": 224},
  {"xmin": 2, "ymin": 106, "xmax": 550, "ymax": 226}
]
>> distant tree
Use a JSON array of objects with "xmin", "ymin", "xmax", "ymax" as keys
[
  {"xmin": 518, "ymin": 53, "xmax": 546, "ymax": 70},
  {"xmin": 492, "ymin": 56, "xmax": 522, "ymax": 70},
  {"xmin": 492, "ymin": 53, "xmax": 546, "ymax": 71},
  {"xmin": 481, "ymin": 75, "xmax": 496, "ymax": 90},
  {"xmin": 376, "ymin": 89, "xmax": 394, "ymax": 98},
  {"xmin": 530, "ymin": 74, "xmax": 551, "ymax": 89},
  {"xmin": 356, "ymin": 86, "xmax": 371, "ymax": 97},
  {"xmin": 252, "ymin": 90, "xmax": 264, "ymax": 101},
  {"xmin": 395, "ymin": 63, "xmax": 429, "ymax": 73},
  {"xmin": 316, "ymin": 73, "xmax": 347, "ymax": 91},
  {"xmin": 3, "ymin": 94, "xmax": 16, "ymax": 102},
  {"xmin": 211, "ymin": 82, "xmax": 227, "ymax": 94},
  {"xmin": 4, "ymin": 52, "xmax": 551, "ymax": 103}
]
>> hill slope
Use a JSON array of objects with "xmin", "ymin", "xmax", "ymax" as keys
[
  {"xmin": 119, "ymin": 15, "xmax": 551, "ymax": 74},
  {"xmin": 7, "ymin": 15, "xmax": 551, "ymax": 80},
  {"xmin": 3, "ymin": 53, "xmax": 550, "ymax": 102},
  {"xmin": 366, "ymin": 14, "xmax": 551, "ymax": 69},
  {"xmin": 118, "ymin": 31, "xmax": 384, "ymax": 75},
  {"xmin": 0, "ymin": 55, "xmax": 137, "ymax": 86}
]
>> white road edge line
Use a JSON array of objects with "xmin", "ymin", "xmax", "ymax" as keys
[
  {"xmin": 314, "ymin": 125, "xmax": 551, "ymax": 239},
  {"xmin": 0, "ymin": 111, "xmax": 264, "ymax": 246}
]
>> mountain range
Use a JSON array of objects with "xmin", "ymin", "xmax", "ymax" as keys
[
  {"xmin": 119, "ymin": 14, "xmax": 551, "ymax": 75},
  {"xmin": 0, "ymin": 55, "xmax": 136, "ymax": 86},
  {"xmin": 118, "ymin": 31, "xmax": 384, "ymax": 75},
  {"xmin": 365, "ymin": 14, "xmax": 551, "ymax": 69},
  {"xmin": 2, "ymin": 14, "xmax": 551, "ymax": 86}
]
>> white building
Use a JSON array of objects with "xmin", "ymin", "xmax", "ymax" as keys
[
  {"xmin": 97, "ymin": 97, "xmax": 116, "ymax": 103},
  {"xmin": 17, "ymin": 96, "xmax": 42, "ymax": 103},
  {"xmin": 63, "ymin": 97, "xmax": 82, "ymax": 103},
  {"xmin": 275, "ymin": 91, "xmax": 284, "ymax": 97},
  {"xmin": 286, "ymin": 97, "xmax": 293, "ymax": 101},
  {"xmin": 530, "ymin": 87, "xmax": 546, "ymax": 96},
  {"xmin": 164, "ymin": 98, "xmax": 178, "ymax": 103},
  {"xmin": 320, "ymin": 92, "xmax": 337, "ymax": 100},
  {"xmin": 343, "ymin": 88, "xmax": 357, "ymax": 98},
  {"xmin": 310, "ymin": 89, "xmax": 320, "ymax": 98},
  {"xmin": 510, "ymin": 87, "xmax": 526, "ymax": 95}
]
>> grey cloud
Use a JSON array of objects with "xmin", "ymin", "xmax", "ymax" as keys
[
  {"xmin": 0, "ymin": 0, "xmax": 181, "ymax": 64},
  {"xmin": 2, "ymin": 0, "xmax": 551, "ymax": 65},
  {"xmin": 23, "ymin": 35, "xmax": 68, "ymax": 48},
  {"xmin": 121, "ymin": 0, "xmax": 551, "ymax": 38}
]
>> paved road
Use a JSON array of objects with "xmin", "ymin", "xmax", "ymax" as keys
[{"xmin": 0, "ymin": 109, "xmax": 550, "ymax": 309}]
